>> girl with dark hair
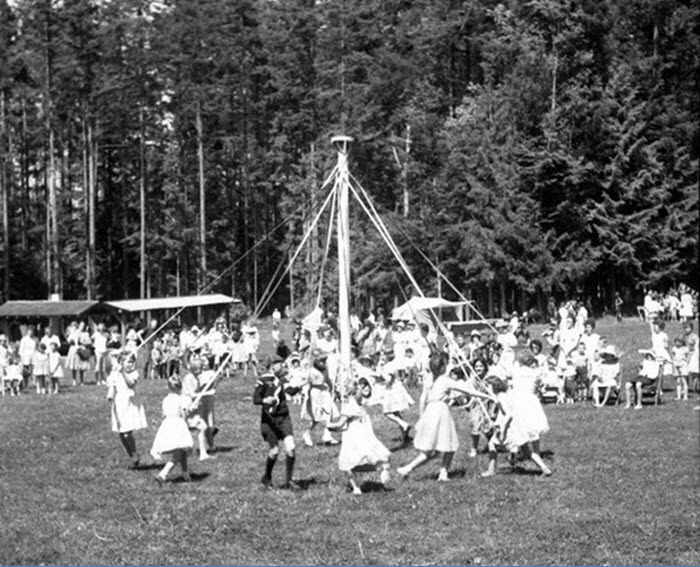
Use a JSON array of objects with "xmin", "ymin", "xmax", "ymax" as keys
[{"xmin": 397, "ymin": 352, "xmax": 494, "ymax": 482}]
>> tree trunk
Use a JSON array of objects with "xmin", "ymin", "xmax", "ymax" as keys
[
  {"xmin": 487, "ymin": 281, "xmax": 494, "ymax": 318},
  {"xmin": 47, "ymin": 127, "xmax": 59, "ymax": 297},
  {"xmin": 20, "ymin": 97, "xmax": 28, "ymax": 251},
  {"xmin": 139, "ymin": 107, "xmax": 147, "ymax": 300},
  {"xmin": 85, "ymin": 117, "xmax": 96, "ymax": 299},
  {"xmin": 498, "ymin": 280, "xmax": 506, "ymax": 318},
  {"xmin": 0, "ymin": 91, "xmax": 9, "ymax": 301},
  {"xmin": 196, "ymin": 101, "xmax": 206, "ymax": 289}
]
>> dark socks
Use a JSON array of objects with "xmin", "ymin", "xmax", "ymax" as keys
[
  {"xmin": 285, "ymin": 455, "xmax": 295, "ymax": 483},
  {"xmin": 264, "ymin": 456, "xmax": 277, "ymax": 482}
]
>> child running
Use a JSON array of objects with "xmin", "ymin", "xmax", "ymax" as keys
[
  {"xmin": 397, "ymin": 352, "xmax": 494, "ymax": 482},
  {"xmin": 151, "ymin": 375, "xmax": 194, "ymax": 484},
  {"xmin": 481, "ymin": 351, "xmax": 553, "ymax": 477},
  {"xmin": 328, "ymin": 377, "xmax": 391, "ymax": 494},
  {"xmin": 106, "ymin": 352, "xmax": 148, "ymax": 468}
]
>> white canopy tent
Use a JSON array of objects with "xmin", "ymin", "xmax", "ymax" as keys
[{"xmin": 391, "ymin": 296, "xmax": 472, "ymax": 330}]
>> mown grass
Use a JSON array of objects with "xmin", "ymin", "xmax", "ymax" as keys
[{"xmin": 0, "ymin": 317, "xmax": 697, "ymax": 565}]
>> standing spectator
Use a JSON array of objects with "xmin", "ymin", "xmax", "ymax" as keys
[
  {"xmin": 19, "ymin": 327, "xmax": 37, "ymax": 390},
  {"xmin": 614, "ymin": 292, "xmax": 624, "ymax": 322},
  {"xmin": 92, "ymin": 323, "xmax": 108, "ymax": 385},
  {"xmin": 683, "ymin": 322, "xmax": 699, "ymax": 394},
  {"xmin": 47, "ymin": 342, "xmax": 63, "ymax": 394},
  {"xmin": 40, "ymin": 327, "xmax": 61, "ymax": 352},
  {"xmin": 679, "ymin": 285, "xmax": 696, "ymax": 322},
  {"xmin": 31, "ymin": 343, "xmax": 49, "ymax": 394},
  {"xmin": 546, "ymin": 297, "xmax": 557, "ymax": 324},
  {"xmin": 0, "ymin": 334, "xmax": 9, "ymax": 379},
  {"xmin": 272, "ymin": 308, "xmax": 282, "ymax": 324},
  {"xmin": 665, "ymin": 291, "xmax": 680, "ymax": 321}
]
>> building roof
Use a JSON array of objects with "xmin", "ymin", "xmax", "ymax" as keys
[
  {"xmin": 105, "ymin": 294, "xmax": 239, "ymax": 313},
  {"xmin": 0, "ymin": 300, "xmax": 103, "ymax": 318}
]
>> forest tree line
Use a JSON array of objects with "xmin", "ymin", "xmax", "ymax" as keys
[{"xmin": 0, "ymin": 0, "xmax": 697, "ymax": 318}]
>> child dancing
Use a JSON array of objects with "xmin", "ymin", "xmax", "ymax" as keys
[
  {"xmin": 328, "ymin": 378, "xmax": 391, "ymax": 494},
  {"xmin": 106, "ymin": 352, "xmax": 148, "ymax": 468},
  {"xmin": 253, "ymin": 358, "xmax": 302, "ymax": 489},
  {"xmin": 397, "ymin": 352, "xmax": 494, "ymax": 482},
  {"xmin": 151, "ymin": 375, "xmax": 194, "ymax": 484}
]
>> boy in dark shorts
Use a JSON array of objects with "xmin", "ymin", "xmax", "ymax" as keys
[{"xmin": 253, "ymin": 357, "xmax": 302, "ymax": 489}]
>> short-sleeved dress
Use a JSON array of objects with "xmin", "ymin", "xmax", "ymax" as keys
[
  {"xmin": 337, "ymin": 397, "xmax": 390, "ymax": 472},
  {"xmin": 376, "ymin": 359, "xmax": 414, "ymax": 414},
  {"xmin": 504, "ymin": 365, "xmax": 550, "ymax": 449},
  {"xmin": 412, "ymin": 374, "xmax": 461, "ymax": 453},
  {"xmin": 301, "ymin": 368, "xmax": 338, "ymax": 423},
  {"xmin": 151, "ymin": 393, "xmax": 194, "ymax": 460},
  {"xmin": 106, "ymin": 368, "xmax": 148, "ymax": 433}
]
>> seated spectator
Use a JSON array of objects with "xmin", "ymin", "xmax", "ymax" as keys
[
  {"xmin": 625, "ymin": 350, "xmax": 660, "ymax": 409},
  {"xmin": 590, "ymin": 345, "xmax": 621, "ymax": 407}
]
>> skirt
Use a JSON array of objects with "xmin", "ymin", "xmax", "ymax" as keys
[
  {"xmin": 66, "ymin": 347, "xmax": 90, "ymax": 371},
  {"xmin": 110, "ymin": 393, "xmax": 148, "ymax": 433},
  {"xmin": 151, "ymin": 417, "xmax": 193, "ymax": 460},
  {"xmin": 381, "ymin": 380, "xmax": 414, "ymax": 414},
  {"xmin": 504, "ymin": 391, "xmax": 549, "ymax": 451},
  {"xmin": 338, "ymin": 420, "xmax": 390, "ymax": 471},
  {"xmin": 301, "ymin": 387, "xmax": 337, "ymax": 423},
  {"xmin": 413, "ymin": 401, "xmax": 459, "ymax": 453}
]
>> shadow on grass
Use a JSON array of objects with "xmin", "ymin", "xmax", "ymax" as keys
[
  {"xmin": 294, "ymin": 476, "xmax": 327, "ymax": 490},
  {"xmin": 172, "ymin": 472, "xmax": 210, "ymax": 483},
  {"xmin": 134, "ymin": 463, "xmax": 163, "ymax": 471},
  {"xmin": 213, "ymin": 445, "xmax": 235, "ymax": 453},
  {"xmin": 359, "ymin": 480, "xmax": 393, "ymax": 493}
]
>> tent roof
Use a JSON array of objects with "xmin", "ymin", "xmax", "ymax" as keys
[
  {"xmin": 391, "ymin": 296, "xmax": 471, "ymax": 320},
  {"xmin": 0, "ymin": 300, "xmax": 103, "ymax": 318},
  {"xmin": 105, "ymin": 294, "xmax": 239, "ymax": 313}
]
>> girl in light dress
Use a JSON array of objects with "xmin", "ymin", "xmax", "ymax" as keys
[
  {"xmin": 31, "ymin": 343, "xmax": 50, "ymax": 394},
  {"xmin": 47, "ymin": 342, "xmax": 63, "ymax": 394},
  {"xmin": 376, "ymin": 349, "xmax": 414, "ymax": 445},
  {"xmin": 151, "ymin": 375, "xmax": 194, "ymax": 484},
  {"xmin": 3, "ymin": 352, "xmax": 22, "ymax": 396},
  {"xmin": 465, "ymin": 358, "xmax": 491, "ymax": 458},
  {"xmin": 328, "ymin": 378, "xmax": 391, "ymax": 495},
  {"xmin": 106, "ymin": 352, "xmax": 148, "ymax": 468},
  {"xmin": 650, "ymin": 320, "xmax": 673, "ymax": 391},
  {"xmin": 300, "ymin": 356, "xmax": 339, "ymax": 446},
  {"xmin": 229, "ymin": 329, "xmax": 248, "ymax": 373},
  {"xmin": 683, "ymin": 322, "xmax": 700, "ymax": 395},
  {"xmin": 481, "ymin": 351, "xmax": 552, "ymax": 477},
  {"xmin": 671, "ymin": 337, "xmax": 689, "ymax": 401},
  {"xmin": 557, "ymin": 315, "xmax": 581, "ymax": 384},
  {"xmin": 397, "ymin": 352, "xmax": 494, "ymax": 482}
]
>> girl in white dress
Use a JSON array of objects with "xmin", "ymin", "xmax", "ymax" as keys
[
  {"xmin": 47, "ymin": 342, "xmax": 63, "ymax": 394},
  {"xmin": 481, "ymin": 352, "xmax": 552, "ymax": 477},
  {"xmin": 328, "ymin": 378, "xmax": 391, "ymax": 494},
  {"xmin": 650, "ymin": 320, "xmax": 673, "ymax": 386},
  {"xmin": 671, "ymin": 337, "xmax": 689, "ymax": 401},
  {"xmin": 683, "ymin": 322, "xmax": 699, "ymax": 394},
  {"xmin": 106, "ymin": 352, "xmax": 148, "ymax": 468},
  {"xmin": 300, "ymin": 356, "xmax": 339, "ymax": 446},
  {"xmin": 397, "ymin": 352, "xmax": 494, "ymax": 482},
  {"xmin": 151, "ymin": 376, "xmax": 194, "ymax": 484}
]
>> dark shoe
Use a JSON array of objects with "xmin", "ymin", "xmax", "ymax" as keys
[
  {"xmin": 260, "ymin": 475, "xmax": 272, "ymax": 489},
  {"xmin": 280, "ymin": 480, "xmax": 301, "ymax": 491}
]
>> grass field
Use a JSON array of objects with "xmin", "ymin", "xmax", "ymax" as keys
[{"xmin": 0, "ymin": 318, "xmax": 698, "ymax": 565}]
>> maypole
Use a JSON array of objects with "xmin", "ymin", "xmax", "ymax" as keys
[{"xmin": 332, "ymin": 135, "xmax": 353, "ymax": 392}]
